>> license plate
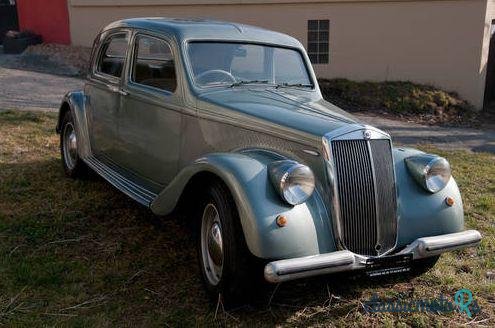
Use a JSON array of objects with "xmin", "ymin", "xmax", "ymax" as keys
[{"xmin": 365, "ymin": 253, "xmax": 413, "ymax": 277}]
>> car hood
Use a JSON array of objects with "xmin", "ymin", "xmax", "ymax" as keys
[{"xmin": 196, "ymin": 87, "xmax": 357, "ymax": 139}]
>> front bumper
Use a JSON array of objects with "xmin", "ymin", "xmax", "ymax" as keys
[{"xmin": 264, "ymin": 230, "xmax": 482, "ymax": 283}]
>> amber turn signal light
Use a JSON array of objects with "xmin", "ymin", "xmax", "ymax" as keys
[
  {"xmin": 276, "ymin": 215, "xmax": 287, "ymax": 227},
  {"xmin": 445, "ymin": 197, "xmax": 455, "ymax": 207}
]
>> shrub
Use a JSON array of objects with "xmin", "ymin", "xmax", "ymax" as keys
[{"xmin": 318, "ymin": 79, "xmax": 475, "ymax": 117}]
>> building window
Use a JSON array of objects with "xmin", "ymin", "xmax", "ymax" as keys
[{"xmin": 307, "ymin": 19, "xmax": 329, "ymax": 64}]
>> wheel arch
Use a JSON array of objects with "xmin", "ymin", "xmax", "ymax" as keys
[
  {"xmin": 174, "ymin": 170, "xmax": 229, "ymax": 215},
  {"xmin": 56, "ymin": 91, "xmax": 92, "ymax": 159},
  {"xmin": 56, "ymin": 101, "xmax": 71, "ymax": 134},
  {"xmin": 151, "ymin": 152, "xmax": 336, "ymax": 259}
]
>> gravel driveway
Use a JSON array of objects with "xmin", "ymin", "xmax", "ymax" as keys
[
  {"xmin": 1, "ymin": 52, "xmax": 493, "ymax": 153},
  {"xmin": 0, "ymin": 53, "xmax": 84, "ymax": 111},
  {"xmin": 354, "ymin": 113, "xmax": 495, "ymax": 153}
]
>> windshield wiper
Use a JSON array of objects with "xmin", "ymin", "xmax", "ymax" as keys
[
  {"xmin": 230, "ymin": 80, "xmax": 270, "ymax": 87},
  {"xmin": 276, "ymin": 83, "xmax": 313, "ymax": 89},
  {"xmin": 229, "ymin": 80, "xmax": 313, "ymax": 89}
]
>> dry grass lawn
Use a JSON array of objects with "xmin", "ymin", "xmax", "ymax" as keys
[{"xmin": 0, "ymin": 110, "xmax": 493, "ymax": 327}]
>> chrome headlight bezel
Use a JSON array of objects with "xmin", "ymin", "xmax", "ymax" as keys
[
  {"xmin": 405, "ymin": 155, "xmax": 452, "ymax": 193},
  {"xmin": 269, "ymin": 160, "xmax": 315, "ymax": 205}
]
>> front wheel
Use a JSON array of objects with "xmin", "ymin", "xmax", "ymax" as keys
[{"xmin": 197, "ymin": 181, "xmax": 253, "ymax": 305}]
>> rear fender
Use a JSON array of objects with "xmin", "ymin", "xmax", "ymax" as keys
[{"xmin": 56, "ymin": 91, "xmax": 91, "ymax": 158}]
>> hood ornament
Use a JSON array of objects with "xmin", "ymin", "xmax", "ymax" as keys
[{"xmin": 363, "ymin": 130, "xmax": 372, "ymax": 140}]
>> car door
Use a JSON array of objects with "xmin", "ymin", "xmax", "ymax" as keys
[
  {"xmin": 115, "ymin": 32, "xmax": 182, "ymax": 186},
  {"xmin": 85, "ymin": 30, "xmax": 130, "ymax": 159}
]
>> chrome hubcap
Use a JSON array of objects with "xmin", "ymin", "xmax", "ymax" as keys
[
  {"xmin": 208, "ymin": 223, "xmax": 223, "ymax": 266},
  {"xmin": 63, "ymin": 122, "xmax": 78, "ymax": 169},
  {"xmin": 201, "ymin": 204, "xmax": 224, "ymax": 286}
]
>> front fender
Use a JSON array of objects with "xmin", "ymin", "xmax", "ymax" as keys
[
  {"xmin": 151, "ymin": 151, "xmax": 336, "ymax": 259},
  {"xmin": 394, "ymin": 148, "xmax": 464, "ymax": 248},
  {"xmin": 56, "ymin": 91, "xmax": 91, "ymax": 158}
]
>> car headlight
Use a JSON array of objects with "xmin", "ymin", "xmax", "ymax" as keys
[
  {"xmin": 269, "ymin": 160, "xmax": 315, "ymax": 205},
  {"xmin": 405, "ymin": 155, "xmax": 451, "ymax": 193}
]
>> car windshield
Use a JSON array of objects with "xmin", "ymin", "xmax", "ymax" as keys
[{"xmin": 187, "ymin": 42, "xmax": 313, "ymax": 88}]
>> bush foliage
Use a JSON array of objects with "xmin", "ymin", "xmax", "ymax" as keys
[{"xmin": 319, "ymin": 79, "xmax": 475, "ymax": 116}]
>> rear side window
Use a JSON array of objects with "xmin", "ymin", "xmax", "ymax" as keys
[
  {"xmin": 97, "ymin": 34, "xmax": 128, "ymax": 78},
  {"xmin": 132, "ymin": 35, "xmax": 177, "ymax": 92}
]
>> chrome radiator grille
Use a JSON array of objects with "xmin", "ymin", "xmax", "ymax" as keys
[{"xmin": 331, "ymin": 139, "xmax": 397, "ymax": 256}]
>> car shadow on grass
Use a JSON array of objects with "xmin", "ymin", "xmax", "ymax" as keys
[{"xmin": 0, "ymin": 158, "xmax": 421, "ymax": 326}]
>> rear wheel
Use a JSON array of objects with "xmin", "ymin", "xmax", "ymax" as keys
[
  {"xmin": 197, "ymin": 181, "xmax": 253, "ymax": 306},
  {"xmin": 60, "ymin": 111, "xmax": 87, "ymax": 178}
]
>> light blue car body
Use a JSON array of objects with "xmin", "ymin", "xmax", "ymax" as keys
[{"xmin": 57, "ymin": 18, "xmax": 465, "ymax": 261}]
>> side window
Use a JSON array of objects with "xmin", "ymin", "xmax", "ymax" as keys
[
  {"xmin": 132, "ymin": 35, "xmax": 177, "ymax": 92},
  {"xmin": 97, "ymin": 33, "xmax": 128, "ymax": 78}
]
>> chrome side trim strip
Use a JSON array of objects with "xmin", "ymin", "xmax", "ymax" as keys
[
  {"xmin": 86, "ymin": 157, "xmax": 156, "ymax": 198},
  {"xmin": 84, "ymin": 156, "xmax": 157, "ymax": 206},
  {"xmin": 264, "ymin": 230, "xmax": 481, "ymax": 283}
]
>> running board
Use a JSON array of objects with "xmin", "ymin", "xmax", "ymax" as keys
[{"xmin": 84, "ymin": 156, "xmax": 157, "ymax": 207}]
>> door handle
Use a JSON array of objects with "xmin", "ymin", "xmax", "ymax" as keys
[
  {"xmin": 109, "ymin": 85, "xmax": 119, "ymax": 93},
  {"xmin": 108, "ymin": 85, "xmax": 129, "ymax": 96}
]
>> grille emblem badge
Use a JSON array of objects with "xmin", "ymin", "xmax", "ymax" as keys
[{"xmin": 363, "ymin": 130, "xmax": 372, "ymax": 140}]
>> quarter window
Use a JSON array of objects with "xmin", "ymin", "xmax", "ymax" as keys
[
  {"xmin": 132, "ymin": 35, "xmax": 177, "ymax": 92},
  {"xmin": 97, "ymin": 34, "xmax": 128, "ymax": 78},
  {"xmin": 307, "ymin": 20, "xmax": 329, "ymax": 64}
]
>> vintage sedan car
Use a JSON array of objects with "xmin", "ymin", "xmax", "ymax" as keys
[{"xmin": 57, "ymin": 18, "xmax": 481, "ymax": 302}]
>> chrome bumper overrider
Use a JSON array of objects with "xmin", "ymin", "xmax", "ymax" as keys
[{"xmin": 264, "ymin": 230, "xmax": 482, "ymax": 283}]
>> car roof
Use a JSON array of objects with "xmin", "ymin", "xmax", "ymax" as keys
[{"xmin": 103, "ymin": 17, "xmax": 303, "ymax": 48}]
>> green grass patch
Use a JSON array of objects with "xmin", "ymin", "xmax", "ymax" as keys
[
  {"xmin": 0, "ymin": 110, "xmax": 493, "ymax": 326},
  {"xmin": 0, "ymin": 110, "xmax": 43, "ymax": 123}
]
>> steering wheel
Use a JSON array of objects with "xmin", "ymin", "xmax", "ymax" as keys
[{"xmin": 196, "ymin": 69, "xmax": 236, "ymax": 85}]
